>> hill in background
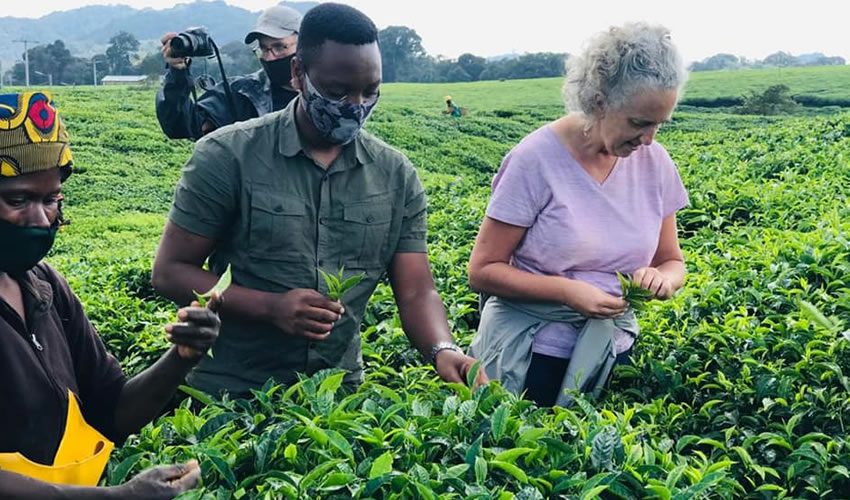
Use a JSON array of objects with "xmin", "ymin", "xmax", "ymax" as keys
[{"xmin": 0, "ymin": 1, "xmax": 317, "ymax": 70}]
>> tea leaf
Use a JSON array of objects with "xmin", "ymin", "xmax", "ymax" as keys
[
  {"xmin": 800, "ymin": 299, "xmax": 837, "ymax": 332},
  {"xmin": 207, "ymin": 454, "xmax": 236, "ymax": 488},
  {"xmin": 466, "ymin": 360, "xmax": 481, "ymax": 389},
  {"xmin": 590, "ymin": 426, "xmax": 621, "ymax": 471},
  {"xmin": 320, "ymin": 267, "xmax": 366, "ymax": 301},
  {"xmin": 369, "ymin": 451, "xmax": 394, "ymax": 479},
  {"xmin": 474, "ymin": 456, "xmax": 488, "ymax": 484},
  {"xmin": 490, "ymin": 460, "xmax": 529, "ymax": 483},
  {"xmin": 326, "ymin": 429, "xmax": 354, "ymax": 460},
  {"xmin": 178, "ymin": 385, "xmax": 214, "ymax": 406},
  {"xmin": 494, "ymin": 447, "xmax": 535, "ymax": 464},
  {"xmin": 284, "ymin": 443, "xmax": 297, "ymax": 462},
  {"xmin": 617, "ymin": 271, "xmax": 653, "ymax": 311},
  {"xmin": 108, "ymin": 452, "xmax": 144, "ymax": 485},
  {"xmin": 490, "ymin": 404, "xmax": 509, "ymax": 441},
  {"xmin": 193, "ymin": 264, "xmax": 232, "ymax": 306}
]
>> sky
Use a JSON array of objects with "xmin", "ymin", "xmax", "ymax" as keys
[{"xmin": 3, "ymin": 0, "xmax": 848, "ymax": 63}]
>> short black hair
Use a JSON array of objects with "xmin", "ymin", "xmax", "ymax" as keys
[{"xmin": 297, "ymin": 3, "xmax": 379, "ymax": 69}]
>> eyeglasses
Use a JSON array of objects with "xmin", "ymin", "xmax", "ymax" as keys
[{"xmin": 253, "ymin": 42, "xmax": 293, "ymax": 59}]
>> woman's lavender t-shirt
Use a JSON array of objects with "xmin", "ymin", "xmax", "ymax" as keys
[{"xmin": 486, "ymin": 125, "xmax": 689, "ymax": 359}]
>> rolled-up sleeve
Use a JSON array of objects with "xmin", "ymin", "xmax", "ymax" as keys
[{"xmin": 394, "ymin": 162, "xmax": 428, "ymax": 253}]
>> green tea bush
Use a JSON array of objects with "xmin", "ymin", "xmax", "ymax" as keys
[{"xmin": 34, "ymin": 83, "xmax": 850, "ymax": 498}]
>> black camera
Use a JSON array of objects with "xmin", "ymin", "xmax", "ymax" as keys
[
  {"xmin": 169, "ymin": 26, "xmax": 237, "ymax": 121},
  {"xmin": 170, "ymin": 27, "xmax": 214, "ymax": 58}
]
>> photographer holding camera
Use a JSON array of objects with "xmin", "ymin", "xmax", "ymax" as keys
[{"xmin": 156, "ymin": 5, "xmax": 302, "ymax": 140}]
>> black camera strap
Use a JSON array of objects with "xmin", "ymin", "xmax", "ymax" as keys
[{"xmin": 210, "ymin": 39, "xmax": 238, "ymax": 122}]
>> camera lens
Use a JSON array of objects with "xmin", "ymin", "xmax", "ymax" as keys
[{"xmin": 170, "ymin": 35, "xmax": 191, "ymax": 58}]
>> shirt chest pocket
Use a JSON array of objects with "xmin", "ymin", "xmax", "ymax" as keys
[
  {"xmin": 248, "ymin": 189, "xmax": 309, "ymax": 262},
  {"xmin": 342, "ymin": 201, "xmax": 393, "ymax": 269}
]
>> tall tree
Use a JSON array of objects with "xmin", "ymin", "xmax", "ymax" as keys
[
  {"xmin": 106, "ymin": 31, "xmax": 140, "ymax": 75},
  {"xmin": 136, "ymin": 51, "xmax": 165, "ymax": 79},
  {"xmin": 457, "ymin": 53, "xmax": 486, "ymax": 81},
  {"xmin": 446, "ymin": 65, "xmax": 472, "ymax": 82},
  {"xmin": 45, "ymin": 40, "xmax": 73, "ymax": 83},
  {"xmin": 762, "ymin": 51, "xmax": 796, "ymax": 67},
  {"xmin": 62, "ymin": 57, "xmax": 94, "ymax": 85},
  {"xmin": 378, "ymin": 26, "xmax": 426, "ymax": 82}
]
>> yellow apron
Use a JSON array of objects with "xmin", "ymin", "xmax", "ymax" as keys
[{"xmin": 0, "ymin": 389, "xmax": 114, "ymax": 485}]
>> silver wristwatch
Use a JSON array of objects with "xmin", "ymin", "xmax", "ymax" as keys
[{"xmin": 429, "ymin": 341, "xmax": 462, "ymax": 365}]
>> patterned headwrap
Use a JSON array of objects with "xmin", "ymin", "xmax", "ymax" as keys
[{"xmin": 0, "ymin": 91, "xmax": 73, "ymax": 179}]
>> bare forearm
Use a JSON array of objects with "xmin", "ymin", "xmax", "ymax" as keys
[
  {"xmin": 152, "ymin": 261, "xmax": 273, "ymax": 323},
  {"xmin": 469, "ymin": 262, "xmax": 568, "ymax": 303},
  {"xmin": 114, "ymin": 346, "xmax": 196, "ymax": 437},
  {"xmin": 0, "ymin": 471, "xmax": 118, "ymax": 499},
  {"xmin": 396, "ymin": 287, "xmax": 454, "ymax": 357}
]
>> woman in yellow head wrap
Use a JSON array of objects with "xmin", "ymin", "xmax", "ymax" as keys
[{"xmin": 0, "ymin": 92, "xmax": 220, "ymax": 498}]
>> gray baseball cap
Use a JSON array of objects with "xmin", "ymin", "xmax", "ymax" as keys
[{"xmin": 244, "ymin": 5, "xmax": 302, "ymax": 44}]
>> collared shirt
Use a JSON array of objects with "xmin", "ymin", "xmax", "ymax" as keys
[
  {"xmin": 169, "ymin": 97, "xmax": 428, "ymax": 396},
  {"xmin": 0, "ymin": 264, "xmax": 127, "ymax": 464}
]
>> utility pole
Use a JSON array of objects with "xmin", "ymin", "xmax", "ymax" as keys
[
  {"xmin": 92, "ymin": 57, "xmax": 104, "ymax": 86},
  {"xmin": 12, "ymin": 39, "xmax": 39, "ymax": 87}
]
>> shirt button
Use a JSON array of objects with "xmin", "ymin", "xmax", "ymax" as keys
[
  {"xmin": 308, "ymin": 343, "xmax": 316, "ymax": 349},
  {"xmin": 274, "ymin": 205, "xmax": 284, "ymax": 213},
  {"xmin": 319, "ymin": 217, "xmax": 328, "ymax": 225},
  {"xmin": 366, "ymin": 215, "xmax": 374, "ymax": 223},
  {"xmin": 322, "ymin": 174, "xmax": 329, "ymax": 182}
]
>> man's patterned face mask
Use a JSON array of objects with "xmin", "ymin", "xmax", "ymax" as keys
[{"xmin": 300, "ymin": 72, "xmax": 379, "ymax": 145}]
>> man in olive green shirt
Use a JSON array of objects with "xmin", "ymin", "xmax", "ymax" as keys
[{"xmin": 152, "ymin": 3, "xmax": 483, "ymax": 396}]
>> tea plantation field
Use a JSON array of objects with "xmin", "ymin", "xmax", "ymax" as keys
[{"xmin": 37, "ymin": 80, "xmax": 850, "ymax": 498}]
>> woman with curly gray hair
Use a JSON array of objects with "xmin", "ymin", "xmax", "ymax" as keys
[{"xmin": 468, "ymin": 23, "xmax": 690, "ymax": 407}]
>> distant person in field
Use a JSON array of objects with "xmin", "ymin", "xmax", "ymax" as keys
[
  {"xmin": 0, "ymin": 91, "xmax": 222, "ymax": 497},
  {"xmin": 443, "ymin": 95, "xmax": 466, "ymax": 117},
  {"xmin": 152, "ymin": 3, "xmax": 486, "ymax": 399},
  {"xmin": 156, "ymin": 5, "xmax": 303, "ymax": 139},
  {"xmin": 467, "ymin": 23, "xmax": 690, "ymax": 407}
]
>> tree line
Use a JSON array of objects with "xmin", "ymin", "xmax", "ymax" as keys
[
  {"xmin": 2, "ymin": 26, "xmax": 567, "ymax": 86},
  {"xmin": 3, "ymin": 25, "xmax": 845, "ymax": 86},
  {"xmin": 689, "ymin": 51, "xmax": 846, "ymax": 72},
  {"xmin": 3, "ymin": 32, "xmax": 142, "ymax": 86}
]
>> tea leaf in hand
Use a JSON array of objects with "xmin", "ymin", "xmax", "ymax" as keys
[
  {"xmin": 190, "ymin": 264, "xmax": 231, "ymax": 358},
  {"xmin": 617, "ymin": 272, "xmax": 653, "ymax": 312},
  {"xmin": 320, "ymin": 267, "xmax": 366, "ymax": 302},
  {"xmin": 194, "ymin": 264, "xmax": 232, "ymax": 307},
  {"xmin": 466, "ymin": 360, "xmax": 482, "ymax": 389}
]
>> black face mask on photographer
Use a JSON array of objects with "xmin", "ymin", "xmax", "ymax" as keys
[{"xmin": 261, "ymin": 54, "xmax": 295, "ymax": 89}]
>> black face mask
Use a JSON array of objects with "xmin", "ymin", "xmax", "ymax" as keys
[
  {"xmin": 261, "ymin": 54, "xmax": 295, "ymax": 89},
  {"xmin": 0, "ymin": 219, "xmax": 58, "ymax": 275}
]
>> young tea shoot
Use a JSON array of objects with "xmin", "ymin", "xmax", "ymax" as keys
[
  {"xmin": 193, "ymin": 264, "xmax": 232, "ymax": 308},
  {"xmin": 320, "ymin": 267, "xmax": 366, "ymax": 302},
  {"xmin": 191, "ymin": 264, "xmax": 231, "ymax": 359},
  {"xmin": 617, "ymin": 271, "xmax": 653, "ymax": 312}
]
